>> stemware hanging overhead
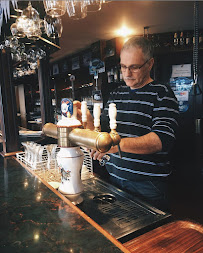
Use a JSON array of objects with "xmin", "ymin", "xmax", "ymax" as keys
[
  {"xmin": 43, "ymin": 0, "xmax": 67, "ymax": 18},
  {"xmin": 86, "ymin": 0, "xmax": 102, "ymax": 12},
  {"xmin": 16, "ymin": 2, "xmax": 42, "ymax": 40},
  {"xmin": 14, "ymin": 1, "xmax": 29, "ymax": 13},
  {"xmin": 10, "ymin": 22, "xmax": 26, "ymax": 38},
  {"xmin": 0, "ymin": 0, "xmax": 18, "ymax": 34},
  {"xmin": 67, "ymin": 0, "xmax": 88, "ymax": 20},
  {"xmin": 44, "ymin": 15, "xmax": 63, "ymax": 38}
]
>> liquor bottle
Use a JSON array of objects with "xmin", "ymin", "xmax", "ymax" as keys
[
  {"xmin": 199, "ymin": 32, "xmax": 203, "ymax": 46},
  {"xmin": 179, "ymin": 32, "xmax": 185, "ymax": 46},
  {"xmin": 107, "ymin": 70, "xmax": 111, "ymax": 83},
  {"xmin": 173, "ymin": 32, "xmax": 179, "ymax": 46},
  {"xmin": 119, "ymin": 71, "xmax": 123, "ymax": 82},
  {"xmin": 110, "ymin": 68, "xmax": 114, "ymax": 83},
  {"xmin": 114, "ymin": 66, "xmax": 119, "ymax": 83},
  {"xmin": 185, "ymin": 32, "xmax": 191, "ymax": 46}
]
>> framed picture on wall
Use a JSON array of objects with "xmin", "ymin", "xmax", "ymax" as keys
[
  {"xmin": 62, "ymin": 60, "xmax": 68, "ymax": 72},
  {"xmin": 83, "ymin": 51, "xmax": 92, "ymax": 67},
  {"xmin": 72, "ymin": 56, "xmax": 80, "ymax": 70},
  {"xmin": 53, "ymin": 63, "xmax": 59, "ymax": 75}
]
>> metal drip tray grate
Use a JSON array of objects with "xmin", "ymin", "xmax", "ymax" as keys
[{"xmin": 79, "ymin": 177, "xmax": 171, "ymax": 242}]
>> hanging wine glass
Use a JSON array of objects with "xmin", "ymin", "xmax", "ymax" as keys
[
  {"xmin": 16, "ymin": 2, "xmax": 41, "ymax": 40},
  {"xmin": 26, "ymin": 26, "xmax": 42, "ymax": 41},
  {"xmin": 14, "ymin": 1, "xmax": 29, "ymax": 13},
  {"xmin": 22, "ymin": 2, "xmax": 40, "ymax": 22},
  {"xmin": 10, "ymin": 22, "xmax": 26, "ymax": 38},
  {"xmin": 43, "ymin": 0, "xmax": 66, "ymax": 18},
  {"xmin": 86, "ymin": 0, "xmax": 102, "ymax": 12},
  {"xmin": 67, "ymin": 0, "xmax": 88, "ymax": 20},
  {"xmin": 37, "ymin": 48, "xmax": 46, "ymax": 59},
  {"xmin": 44, "ymin": 15, "xmax": 63, "ymax": 38},
  {"xmin": 27, "ymin": 48, "xmax": 37, "ymax": 64},
  {"xmin": 9, "ymin": 37, "xmax": 19, "ymax": 51},
  {"xmin": 11, "ymin": 52, "xmax": 22, "ymax": 62}
]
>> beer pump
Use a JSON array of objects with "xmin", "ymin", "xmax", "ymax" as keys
[{"xmin": 42, "ymin": 99, "xmax": 121, "ymax": 204}]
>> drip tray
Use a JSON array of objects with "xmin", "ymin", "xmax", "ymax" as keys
[{"xmin": 78, "ymin": 177, "xmax": 171, "ymax": 242}]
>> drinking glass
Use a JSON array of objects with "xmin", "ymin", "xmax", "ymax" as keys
[
  {"xmin": 10, "ymin": 22, "xmax": 26, "ymax": 38},
  {"xmin": 67, "ymin": 0, "xmax": 88, "ymax": 20},
  {"xmin": 43, "ymin": 0, "xmax": 66, "ymax": 17},
  {"xmin": 87, "ymin": 0, "xmax": 102, "ymax": 12},
  {"xmin": 44, "ymin": 15, "xmax": 63, "ymax": 38}
]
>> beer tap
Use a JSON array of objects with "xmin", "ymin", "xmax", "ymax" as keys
[{"xmin": 42, "ymin": 99, "xmax": 121, "ymax": 204}]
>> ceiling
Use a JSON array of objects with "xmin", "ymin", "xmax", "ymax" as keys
[{"xmin": 51, "ymin": 1, "xmax": 203, "ymax": 62}]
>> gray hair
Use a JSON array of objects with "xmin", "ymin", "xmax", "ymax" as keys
[{"xmin": 121, "ymin": 36, "xmax": 154, "ymax": 60}]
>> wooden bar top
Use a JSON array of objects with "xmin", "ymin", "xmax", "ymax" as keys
[{"xmin": 124, "ymin": 220, "xmax": 203, "ymax": 253}]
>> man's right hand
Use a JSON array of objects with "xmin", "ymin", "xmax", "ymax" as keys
[
  {"xmin": 90, "ymin": 149, "xmax": 107, "ymax": 160},
  {"xmin": 73, "ymin": 100, "xmax": 94, "ymax": 130}
]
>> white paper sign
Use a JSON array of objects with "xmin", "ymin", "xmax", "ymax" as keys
[{"xmin": 171, "ymin": 64, "xmax": 191, "ymax": 77}]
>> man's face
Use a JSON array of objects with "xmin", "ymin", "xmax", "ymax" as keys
[{"xmin": 120, "ymin": 47, "xmax": 153, "ymax": 89}]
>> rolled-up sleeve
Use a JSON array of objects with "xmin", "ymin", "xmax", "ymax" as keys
[{"xmin": 152, "ymin": 87, "xmax": 179, "ymax": 152}]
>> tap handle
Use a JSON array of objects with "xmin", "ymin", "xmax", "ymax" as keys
[
  {"xmin": 109, "ymin": 103, "xmax": 122, "ymax": 158},
  {"xmin": 109, "ymin": 103, "xmax": 117, "ymax": 130},
  {"xmin": 81, "ymin": 101, "xmax": 87, "ymax": 124},
  {"xmin": 93, "ymin": 103, "xmax": 101, "ymax": 129}
]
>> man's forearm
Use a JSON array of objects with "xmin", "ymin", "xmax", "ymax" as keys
[{"xmin": 108, "ymin": 132, "xmax": 162, "ymax": 155}]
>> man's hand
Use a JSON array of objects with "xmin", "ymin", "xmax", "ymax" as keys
[
  {"xmin": 73, "ymin": 100, "xmax": 94, "ymax": 130},
  {"xmin": 90, "ymin": 149, "xmax": 107, "ymax": 160},
  {"xmin": 90, "ymin": 145, "xmax": 118, "ymax": 160}
]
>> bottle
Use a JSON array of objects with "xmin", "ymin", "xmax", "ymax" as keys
[
  {"xmin": 110, "ymin": 68, "xmax": 114, "ymax": 83},
  {"xmin": 173, "ymin": 32, "xmax": 179, "ymax": 46},
  {"xmin": 179, "ymin": 32, "xmax": 185, "ymax": 46},
  {"xmin": 114, "ymin": 66, "xmax": 119, "ymax": 83},
  {"xmin": 199, "ymin": 32, "xmax": 203, "ymax": 46},
  {"xmin": 119, "ymin": 70, "xmax": 123, "ymax": 82},
  {"xmin": 107, "ymin": 71, "xmax": 111, "ymax": 83},
  {"xmin": 193, "ymin": 34, "xmax": 196, "ymax": 45},
  {"xmin": 185, "ymin": 32, "xmax": 191, "ymax": 46}
]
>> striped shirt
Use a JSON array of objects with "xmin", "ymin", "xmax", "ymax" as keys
[{"xmin": 101, "ymin": 82, "xmax": 179, "ymax": 181}]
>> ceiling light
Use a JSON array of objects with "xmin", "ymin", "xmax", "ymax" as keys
[{"xmin": 116, "ymin": 26, "xmax": 133, "ymax": 37}]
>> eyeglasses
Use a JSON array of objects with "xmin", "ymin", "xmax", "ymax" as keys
[{"xmin": 120, "ymin": 59, "xmax": 150, "ymax": 73}]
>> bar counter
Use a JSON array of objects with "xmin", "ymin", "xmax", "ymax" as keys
[{"xmin": 0, "ymin": 156, "xmax": 127, "ymax": 253}]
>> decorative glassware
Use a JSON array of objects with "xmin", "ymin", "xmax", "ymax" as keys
[
  {"xmin": 16, "ymin": 2, "xmax": 41, "ymax": 40},
  {"xmin": 44, "ymin": 15, "xmax": 63, "ymax": 38},
  {"xmin": 43, "ymin": 0, "xmax": 66, "ymax": 17},
  {"xmin": 10, "ymin": 22, "xmax": 26, "ymax": 38},
  {"xmin": 86, "ymin": 0, "xmax": 102, "ymax": 12},
  {"xmin": 67, "ymin": 0, "xmax": 88, "ymax": 20}
]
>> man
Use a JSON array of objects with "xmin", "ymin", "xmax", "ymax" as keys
[{"xmin": 75, "ymin": 37, "xmax": 179, "ymax": 211}]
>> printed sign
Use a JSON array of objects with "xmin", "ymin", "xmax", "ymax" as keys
[
  {"xmin": 89, "ymin": 58, "xmax": 105, "ymax": 75},
  {"xmin": 83, "ymin": 51, "xmax": 92, "ymax": 67},
  {"xmin": 171, "ymin": 64, "xmax": 191, "ymax": 77}
]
